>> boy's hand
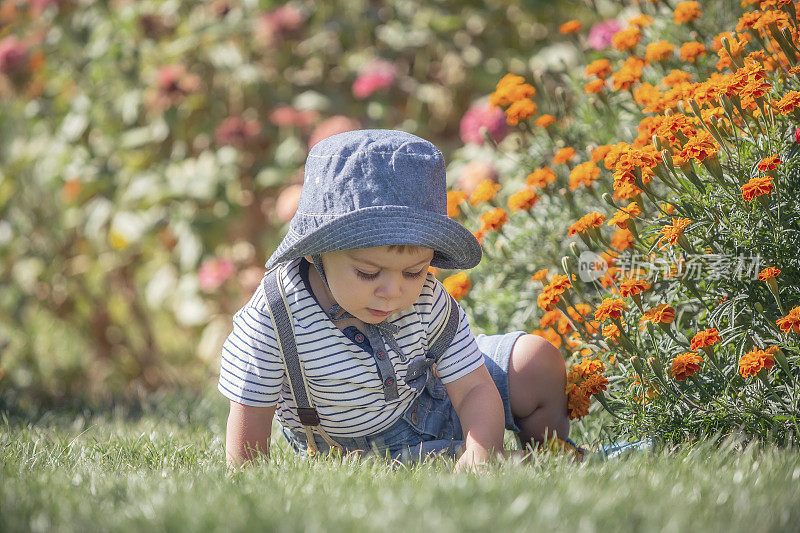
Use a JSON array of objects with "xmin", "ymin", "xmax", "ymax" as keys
[
  {"xmin": 454, "ymin": 443, "xmax": 494, "ymax": 473},
  {"xmin": 445, "ymin": 365, "xmax": 505, "ymax": 474}
]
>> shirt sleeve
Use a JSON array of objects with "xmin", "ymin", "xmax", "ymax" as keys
[
  {"xmin": 217, "ymin": 305, "xmax": 286, "ymax": 406},
  {"xmin": 424, "ymin": 276, "xmax": 485, "ymax": 384}
]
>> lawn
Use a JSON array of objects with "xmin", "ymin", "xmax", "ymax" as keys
[{"xmin": 2, "ymin": 388, "xmax": 799, "ymax": 532}]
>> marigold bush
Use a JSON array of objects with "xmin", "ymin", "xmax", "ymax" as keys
[{"xmin": 446, "ymin": 0, "xmax": 800, "ymax": 444}]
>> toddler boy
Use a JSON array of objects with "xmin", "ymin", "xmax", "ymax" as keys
[{"xmin": 219, "ymin": 129, "xmax": 569, "ymax": 470}]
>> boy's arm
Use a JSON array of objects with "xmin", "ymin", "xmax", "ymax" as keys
[
  {"xmin": 444, "ymin": 364, "xmax": 505, "ymax": 472},
  {"xmin": 225, "ymin": 400, "xmax": 276, "ymax": 468}
]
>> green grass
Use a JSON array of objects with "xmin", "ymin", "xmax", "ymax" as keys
[{"xmin": 2, "ymin": 388, "xmax": 800, "ymax": 532}]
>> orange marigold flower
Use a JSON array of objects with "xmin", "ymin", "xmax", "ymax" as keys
[
  {"xmin": 740, "ymin": 175, "xmax": 774, "ymax": 201},
  {"xmin": 662, "ymin": 69, "xmax": 693, "ymax": 88},
  {"xmin": 527, "ymin": 167, "xmax": 557, "ymax": 189},
  {"xmin": 566, "ymin": 384, "xmax": 590, "ymax": 420},
  {"xmin": 568, "ymin": 212, "xmax": 606, "ymax": 236},
  {"xmin": 507, "ymin": 189, "xmax": 540, "ymax": 211},
  {"xmin": 594, "ymin": 298, "xmax": 629, "ymax": 322},
  {"xmin": 612, "ymin": 27, "xmax": 642, "ymax": 52},
  {"xmin": 548, "ymin": 273, "xmax": 572, "ymax": 293},
  {"xmin": 662, "ymin": 203, "xmax": 676, "ymax": 215},
  {"xmin": 752, "ymin": 8, "xmax": 791, "ymax": 33},
  {"xmin": 602, "ymin": 323, "xmax": 621, "ymax": 343},
  {"xmin": 537, "ymin": 288, "xmax": 560, "ymax": 312},
  {"xmin": 580, "ymin": 373, "xmax": 609, "ymax": 395},
  {"xmin": 490, "ymin": 73, "xmax": 536, "ymax": 107},
  {"xmin": 690, "ymin": 328, "xmax": 721, "ymax": 351},
  {"xmin": 776, "ymin": 306, "xmax": 800, "ymax": 334},
  {"xmin": 757, "ymin": 154, "xmax": 782, "ymax": 171},
  {"xmin": 447, "ymin": 190, "xmax": 467, "ymax": 217},
  {"xmin": 534, "ymin": 327, "xmax": 562, "ymax": 348},
  {"xmin": 611, "ymin": 228, "xmax": 634, "ymax": 251},
  {"xmin": 674, "ymin": 1, "xmax": 701, "ymax": 24},
  {"xmin": 585, "ymin": 59, "xmax": 613, "ymax": 79},
  {"xmin": 537, "ymin": 274, "xmax": 572, "ymax": 311},
  {"xmin": 669, "ymin": 352, "xmax": 703, "ymax": 381},
  {"xmin": 680, "ymin": 41, "xmax": 708, "ymax": 63},
  {"xmin": 531, "ymin": 268, "xmax": 548, "ymax": 282},
  {"xmin": 553, "ymin": 147, "xmax": 577, "ymax": 165},
  {"xmin": 641, "ymin": 303, "xmax": 676, "ymax": 325},
  {"xmin": 614, "ymin": 182, "xmax": 642, "ymax": 201},
  {"xmin": 658, "ymin": 217, "xmax": 691, "ymax": 247},
  {"xmin": 559, "ymin": 20, "xmax": 582, "ymax": 34},
  {"xmin": 736, "ymin": 11, "xmax": 761, "ymax": 33},
  {"xmin": 628, "ymin": 14, "xmax": 653, "ymax": 27},
  {"xmin": 633, "ymin": 83, "xmax": 664, "ymax": 112},
  {"xmin": 758, "ymin": 267, "xmax": 781, "ymax": 281},
  {"xmin": 619, "ymin": 278, "xmax": 651, "ymax": 298},
  {"xmin": 645, "ymin": 40, "xmax": 675, "ymax": 62},
  {"xmin": 680, "ymin": 41, "xmax": 707, "ymax": 62},
  {"xmin": 469, "ymin": 179, "xmax": 501, "ymax": 205},
  {"xmin": 568, "ymin": 162, "xmax": 600, "ymax": 190},
  {"xmin": 591, "ymin": 144, "xmax": 614, "ymax": 163},
  {"xmin": 774, "ymin": 91, "xmax": 800, "ymax": 114},
  {"xmin": 534, "ymin": 114, "xmax": 556, "ymax": 128},
  {"xmin": 584, "ymin": 79, "xmax": 606, "ymax": 94},
  {"xmin": 568, "ymin": 358, "xmax": 606, "ymax": 382},
  {"xmin": 607, "ymin": 202, "xmax": 642, "ymax": 230},
  {"xmin": 738, "ymin": 348, "xmax": 775, "ymax": 378},
  {"xmin": 505, "ymin": 99, "xmax": 537, "ymax": 126},
  {"xmin": 442, "ymin": 272, "xmax": 471, "ymax": 301},
  {"xmin": 479, "ymin": 207, "xmax": 508, "ymax": 232},
  {"xmin": 679, "ymin": 130, "xmax": 719, "ymax": 162},
  {"xmin": 567, "ymin": 303, "xmax": 593, "ymax": 323},
  {"xmin": 612, "ymin": 57, "xmax": 646, "ymax": 91},
  {"xmin": 540, "ymin": 309, "xmax": 563, "ymax": 329}
]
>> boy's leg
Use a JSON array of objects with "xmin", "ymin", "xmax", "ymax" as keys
[{"xmin": 507, "ymin": 334, "xmax": 569, "ymax": 446}]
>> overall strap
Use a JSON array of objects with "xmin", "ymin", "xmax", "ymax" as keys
[
  {"xmin": 427, "ymin": 293, "xmax": 460, "ymax": 366},
  {"xmin": 262, "ymin": 265, "xmax": 341, "ymax": 456}
]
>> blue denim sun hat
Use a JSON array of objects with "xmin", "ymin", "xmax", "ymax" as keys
[{"xmin": 265, "ymin": 129, "xmax": 482, "ymax": 270}]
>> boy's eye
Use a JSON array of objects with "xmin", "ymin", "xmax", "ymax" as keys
[
  {"xmin": 355, "ymin": 269, "xmax": 379, "ymax": 280},
  {"xmin": 406, "ymin": 268, "xmax": 427, "ymax": 279},
  {"xmin": 354, "ymin": 268, "xmax": 427, "ymax": 280}
]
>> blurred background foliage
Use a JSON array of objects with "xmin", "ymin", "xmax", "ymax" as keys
[{"xmin": 0, "ymin": 0, "xmax": 616, "ymax": 403}]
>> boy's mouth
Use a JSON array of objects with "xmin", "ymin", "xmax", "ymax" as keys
[{"xmin": 367, "ymin": 308, "xmax": 392, "ymax": 318}]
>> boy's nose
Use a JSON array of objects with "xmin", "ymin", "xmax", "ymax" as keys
[{"xmin": 376, "ymin": 276, "xmax": 402, "ymax": 299}]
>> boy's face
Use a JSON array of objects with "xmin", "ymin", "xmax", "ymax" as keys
[{"xmin": 310, "ymin": 246, "xmax": 435, "ymax": 324}]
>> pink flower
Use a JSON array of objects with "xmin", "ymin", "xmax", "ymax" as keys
[
  {"xmin": 587, "ymin": 20, "xmax": 622, "ymax": 50},
  {"xmin": 255, "ymin": 5, "xmax": 306, "ymax": 47},
  {"xmin": 155, "ymin": 64, "xmax": 201, "ymax": 109},
  {"xmin": 215, "ymin": 115, "xmax": 261, "ymax": 149},
  {"xmin": 351, "ymin": 58, "xmax": 396, "ymax": 99},
  {"xmin": 459, "ymin": 101, "xmax": 509, "ymax": 145},
  {"xmin": 0, "ymin": 36, "xmax": 29, "ymax": 75},
  {"xmin": 795, "ymin": 127, "xmax": 800, "ymax": 144},
  {"xmin": 268, "ymin": 106, "xmax": 318, "ymax": 129},
  {"xmin": 198, "ymin": 258, "xmax": 235, "ymax": 291},
  {"xmin": 309, "ymin": 116, "xmax": 361, "ymax": 148}
]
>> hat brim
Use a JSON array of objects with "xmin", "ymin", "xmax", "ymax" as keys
[{"xmin": 265, "ymin": 206, "xmax": 482, "ymax": 271}]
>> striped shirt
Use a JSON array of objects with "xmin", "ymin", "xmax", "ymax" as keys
[{"xmin": 217, "ymin": 258, "xmax": 484, "ymax": 438}]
